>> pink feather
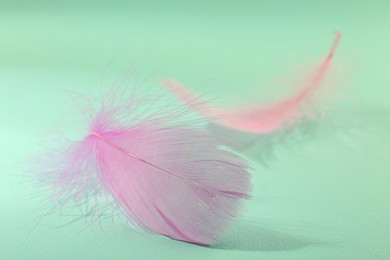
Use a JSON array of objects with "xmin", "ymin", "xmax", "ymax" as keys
[
  {"xmin": 35, "ymin": 83, "xmax": 252, "ymax": 246},
  {"xmin": 159, "ymin": 32, "xmax": 342, "ymax": 134}
]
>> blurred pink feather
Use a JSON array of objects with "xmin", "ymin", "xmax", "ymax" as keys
[
  {"xmin": 159, "ymin": 32, "xmax": 342, "ymax": 133},
  {"xmin": 35, "ymin": 81, "xmax": 252, "ymax": 245}
]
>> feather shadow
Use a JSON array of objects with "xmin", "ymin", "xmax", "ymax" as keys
[
  {"xmin": 213, "ymin": 221, "xmax": 323, "ymax": 252},
  {"xmin": 209, "ymin": 105, "xmax": 390, "ymax": 166}
]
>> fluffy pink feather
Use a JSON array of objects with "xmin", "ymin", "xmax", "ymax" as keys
[
  {"xmin": 159, "ymin": 32, "xmax": 342, "ymax": 133},
  {"xmin": 35, "ymin": 83, "xmax": 252, "ymax": 246}
]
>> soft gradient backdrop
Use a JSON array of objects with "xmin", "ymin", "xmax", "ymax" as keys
[{"xmin": 1, "ymin": 1, "xmax": 390, "ymax": 259}]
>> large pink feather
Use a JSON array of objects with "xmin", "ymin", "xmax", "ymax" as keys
[
  {"xmin": 159, "ymin": 32, "xmax": 342, "ymax": 133},
  {"xmin": 35, "ymin": 83, "xmax": 252, "ymax": 246}
]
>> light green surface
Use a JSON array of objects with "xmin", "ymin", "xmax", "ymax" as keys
[{"xmin": 1, "ymin": 1, "xmax": 390, "ymax": 259}]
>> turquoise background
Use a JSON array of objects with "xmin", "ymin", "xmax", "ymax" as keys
[{"xmin": 1, "ymin": 1, "xmax": 390, "ymax": 259}]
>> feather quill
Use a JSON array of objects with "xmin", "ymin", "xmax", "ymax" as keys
[
  {"xmin": 34, "ymin": 82, "xmax": 252, "ymax": 246},
  {"xmin": 159, "ymin": 32, "xmax": 342, "ymax": 134}
]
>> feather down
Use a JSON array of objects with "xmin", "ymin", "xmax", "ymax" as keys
[{"xmin": 35, "ymin": 82, "xmax": 252, "ymax": 246}]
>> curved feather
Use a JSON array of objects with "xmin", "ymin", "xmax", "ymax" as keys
[
  {"xmin": 36, "ymin": 86, "xmax": 252, "ymax": 246},
  {"xmin": 159, "ymin": 32, "xmax": 342, "ymax": 133}
]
